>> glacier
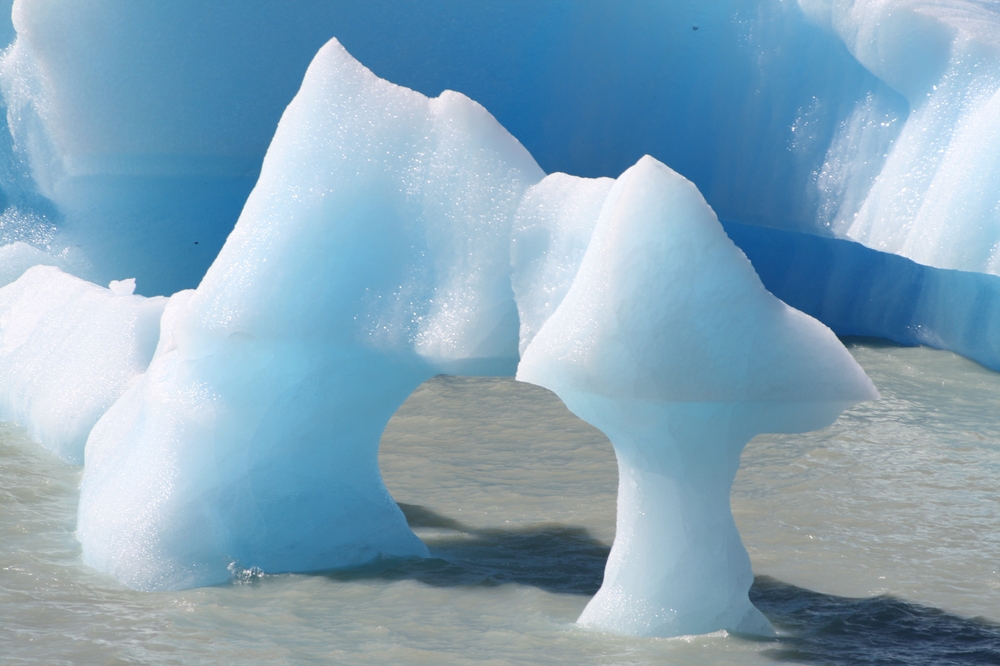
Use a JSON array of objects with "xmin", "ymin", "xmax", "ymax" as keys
[{"xmin": 0, "ymin": 0, "xmax": 996, "ymax": 644}]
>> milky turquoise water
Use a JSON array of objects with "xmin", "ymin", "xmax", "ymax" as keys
[{"xmin": 2, "ymin": 341, "xmax": 999, "ymax": 664}]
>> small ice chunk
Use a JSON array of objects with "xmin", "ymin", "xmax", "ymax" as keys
[{"xmin": 108, "ymin": 278, "xmax": 136, "ymax": 296}]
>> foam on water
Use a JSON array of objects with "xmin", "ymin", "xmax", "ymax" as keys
[{"xmin": 3, "ymin": 344, "xmax": 1000, "ymax": 664}]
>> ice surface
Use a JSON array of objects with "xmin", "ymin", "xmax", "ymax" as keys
[
  {"xmin": 0, "ymin": 0, "xmax": 904, "ymax": 294},
  {"xmin": 517, "ymin": 157, "xmax": 877, "ymax": 637},
  {"xmin": 77, "ymin": 39, "xmax": 542, "ymax": 591},
  {"xmin": 2, "ymin": 0, "xmax": 998, "ymax": 291},
  {"xmin": 802, "ymin": 0, "xmax": 1000, "ymax": 274},
  {"xmin": 511, "ymin": 173, "xmax": 615, "ymax": 355},
  {"xmin": 71, "ymin": 38, "xmax": 876, "ymax": 636},
  {"xmin": 0, "ymin": 265, "xmax": 164, "ymax": 463}
]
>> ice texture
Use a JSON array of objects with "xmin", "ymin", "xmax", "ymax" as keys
[
  {"xmin": 4, "ymin": 0, "xmax": 999, "ymax": 299},
  {"xmin": 0, "ymin": 0, "xmax": 903, "ymax": 294},
  {"xmin": 77, "ymin": 39, "xmax": 542, "ymax": 591},
  {"xmin": 511, "ymin": 173, "xmax": 615, "ymax": 355},
  {"xmin": 0, "ymin": 0, "xmax": 965, "ymax": 637},
  {"xmin": 72, "ymin": 39, "xmax": 876, "ymax": 636},
  {"xmin": 802, "ymin": 0, "xmax": 1000, "ymax": 274},
  {"xmin": 0, "ymin": 265, "xmax": 165, "ymax": 463},
  {"xmin": 516, "ymin": 157, "xmax": 877, "ymax": 637}
]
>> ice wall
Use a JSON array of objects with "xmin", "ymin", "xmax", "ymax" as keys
[
  {"xmin": 515, "ymin": 158, "xmax": 877, "ymax": 637},
  {"xmin": 0, "ymin": 265, "xmax": 165, "ymax": 463},
  {"xmin": 4, "ymin": 0, "xmax": 1000, "ymax": 295},
  {"xmin": 77, "ymin": 39, "xmax": 542, "ymax": 591},
  {"xmin": 802, "ymin": 0, "xmax": 1000, "ymax": 274},
  {"xmin": 0, "ymin": 0, "xmax": 904, "ymax": 294}
]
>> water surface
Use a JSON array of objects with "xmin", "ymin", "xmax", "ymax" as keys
[{"xmin": 2, "ymin": 342, "xmax": 999, "ymax": 663}]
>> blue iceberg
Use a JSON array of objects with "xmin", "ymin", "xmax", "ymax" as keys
[{"xmin": 0, "ymin": 0, "xmax": 996, "ymax": 642}]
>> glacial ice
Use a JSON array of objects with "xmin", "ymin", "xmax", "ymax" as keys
[
  {"xmin": 2, "ymin": 0, "xmax": 997, "ymax": 319},
  {"xmin": 802, "ymin": 0, "xmax": 1000, "ymax": 274},
  {"xmin": 0, "ymin": 0, "xmax": 995, "ymax": 642},
  {"xmin": 0, "ymin": 265, "xmax": 165, "ymax": 463},
  {"xmin": 0, "ymin": 0, "xmax": 899, "ymax": 293},
  {"xmin": 77, "ymin": 39, "xmax": 542, "ymax": 591},
  {"xmin": 516, "ymin": 157, "xmax": 877, "ymax": 636},
  {"xmin": 70, "ymin": 39, "xmax": 877, "ymax": 638},
  {"xmin": 725, "ymin": 221, "xmax": 1000, "ymax": 373}
]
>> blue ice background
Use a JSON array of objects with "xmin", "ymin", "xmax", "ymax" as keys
[{"xmin": 0, "ymin": 1, "xmax": 994, "ymax": 370}]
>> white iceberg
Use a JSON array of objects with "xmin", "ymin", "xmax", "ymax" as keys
[
  {"xmin": 516, "ymin": 157, "xmax": 877, "ymax": 636},
  {"xmin": 77, "ymin": 39, "xmax": 542, "ymax": 591},
  {"xmin": 0, "ymin": 264, "xmax": 164, "ymax": 463}
]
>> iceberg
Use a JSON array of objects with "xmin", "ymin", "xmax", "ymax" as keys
[
  {"xmin": 4, "ymin": 0, "xmax": 994, "ymax": 373},
  {"xmin": 72, "ymin": 40, "xmax": 877, "ymax": 639},
  {"xmin": 2, "ymin": 0, "xmax": 997, "ymax": 285},
  {"xmin": 515, "ymin": 158, "xmax": 877, "ymax": 636},
  {"xmin": 0, "ymin": 0, "xmax": 902, "ymax": 294},
  {"xmin": 0, "ymin": 265, "xmax": 164, "ymax": 463},
  {"xmin": 8, "ymin": 0, "xmax": 1000, "ymax": 641},
  {"xmin": 77, "ymin": 39, "xmax": 541, "ymax": 591}
]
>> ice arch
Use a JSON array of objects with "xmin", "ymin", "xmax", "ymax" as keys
[{"xmin": 68, "ymin": 40, "xmax": 877, "ymax": 636}]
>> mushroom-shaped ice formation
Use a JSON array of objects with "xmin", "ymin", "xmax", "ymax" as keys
[{"xmin": 515, "ymin": 157, "xmax": 879, "ymax": 637}]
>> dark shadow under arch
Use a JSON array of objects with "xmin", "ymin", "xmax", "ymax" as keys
[{"xmin": 324, "ymin": 503, "xmax": 609, "ymax": 595}]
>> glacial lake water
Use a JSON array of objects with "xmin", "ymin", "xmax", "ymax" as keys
[{"xmin": 3, "ymin": 340, "xmax": 1000, "ymax": 664}]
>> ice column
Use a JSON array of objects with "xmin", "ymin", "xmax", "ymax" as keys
[{"xmin": 516, "ymin": 157, "xmax": 878, "ymax": 637}]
